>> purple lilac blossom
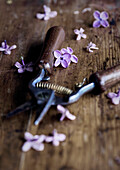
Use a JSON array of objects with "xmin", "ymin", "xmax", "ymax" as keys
[
  {"xmin": 86, "ymin": 42, "xmax": 98, "ymax": 53},
  {"xmin": 36, "ymin": 5, "xmax": 57, "ymax": 20},
  {"xmin": 15, "ymin": 57, "xmax": 33, "ymax": 73},
  {"xmin": 107, "ymin": 90, "xmax": 120, "ymax": 105},
  {"xmin": 45, "ymin": 129, "xmax": 66, "ymax": 146},
  {"xmin": 22, "ymin": 132, "xmax": 46, "ymax": 152},
  {"xmin": 57, "ymin": 105, "xmax": 76, "ymax": 121},
  {"xmin": 61, "ymin": 47, "xmax": 78, "ymax": 64},
  {"xmin": 54, "ymin": 50, "xmax": 71, "ymax": 68},
  {"xmin": 93, "ymin": 11, "xmax": 109, "ymax": 28},
  {"xmin": 0, "ymin": 40, "xmax": 17, "ymax": 55},
  {"xmin": 74, "ymin": 28, "xmax": 87, "ymax": 40}
]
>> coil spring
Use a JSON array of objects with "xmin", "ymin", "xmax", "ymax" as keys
[{"xmin": 36, "ymin": 82, "xmax": 73, "ymax": 95}]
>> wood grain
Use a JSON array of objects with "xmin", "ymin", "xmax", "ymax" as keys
[{"xmin": 0, "ymin": 0, "xmax": 120, "ymax": 170}]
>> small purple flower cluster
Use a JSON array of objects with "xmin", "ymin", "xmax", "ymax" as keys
[
  {"xmin": 22, "ymin": 130, "xmax": 66, "ymax": 152},
  {"xmin": 54, "ymin": 47, "xmax": 78, "ymax": 68},
  {"xmin": 36, "ymin": 5, "xmax": 57, "ymax": 20},
  {"xmin": 107, "ymin": 90, "xmax": 120, "ymax": 105},
  {"xmin": 57, "ymin": 105, "xmax": 76, "ymax": 121},
  {"xmin": 15, "ymin": 56, "xmax": 33, "ymax": 73},
  {"xmin": 93, "ymin": 11, "xmax": 109, "ymax": 28},
  {"xmin": 0, "ymin": 40, "xmax": 16, "ymax": 55}
]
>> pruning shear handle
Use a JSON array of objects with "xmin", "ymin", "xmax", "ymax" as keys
[{"xmin": 38, "ymin": 26, "xmax": 65, "ymax": 74}]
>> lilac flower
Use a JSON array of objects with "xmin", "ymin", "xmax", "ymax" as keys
[
  {"xmin": 86, "ymin": 42, "xmax": 98, "ymax": 53},
  {"xmin": 0, "ymin": 40, "xmax": 17, "ymax": 55},
  {"xmin": 15, "ymin": 57, "xmax": 33, "ymax": 73},
  {"xmin": 36, "ymin": 5, "xmax": 57, "ymax": 20},
  {"xmin": 22, "ymin": 132, "xmax": 46, "ymax": 152},
  {"xmin": 74, "ymin": 28, "xmax": 87, "ymax": 40},
  {"xmin": 107, "ymin": 90, "xmax": 120, "ymax": 105},
  {"xmin": 54, "ymin": 50, "xmax": 71, "ymax": 68},
  {"xmin": 57, "ymin": 105, "xmax": 76, "ymax": 121},
  {"xmin": 45, "ymin": 129, "xmax": 66, "ymax": 146},
  {"xmin": 93, "ymin": 11, "xmax": 109, "ymax": 28},
  {"xmin": 61, "ymin": 47, "xmax": 78, "ymax": 64}
]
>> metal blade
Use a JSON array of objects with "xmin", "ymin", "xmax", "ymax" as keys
[
  {"xmin": 6, "ymin": 100, "xmax": 35, "ymax": 118},
  {"xmin": 52, "ymin": 82, "xmax": 95, "ymax": 105},
  {"xmin": 32, "ymin": 68, "xmax": 45, "ymax": 87},
  {"xmin": 34, "ymin": 90, "xmax": 55, "ymax": 125},
  {"xmin": 68, "ymin": 82, "xmax": 95, "ymax": 104}
]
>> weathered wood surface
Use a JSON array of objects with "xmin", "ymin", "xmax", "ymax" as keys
[{"xmin": 0, "ymin": 0, "xmax": 120, "ymax": 170}]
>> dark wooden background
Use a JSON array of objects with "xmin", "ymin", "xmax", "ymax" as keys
[{"xmin": 0, "ymin": 0, "xmax": 120, "ymax": 170}]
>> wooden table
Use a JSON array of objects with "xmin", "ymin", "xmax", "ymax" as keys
[{"xmin": 0, "ymin": 0, "xmax": 120, "ymax": 169}]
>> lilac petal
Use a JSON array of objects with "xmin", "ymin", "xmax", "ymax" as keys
[
  {"xmin": 0, "ymin": 47, "xmax": 5, "ymax": 51},
  {"xmin": 82, "ymin": 8, "xmax": 91, "ymax": 13},
  {"xmin": 80, "ymin": 28, "xmax": 84, "ymax": 33},
  {"xmin": 15, "ymin": 62, "xmax": 22, "ymax": 68},
  {"xmin": 100, "ymin": 11, "xmax": 109, "ymax": 20},
  {"xmin": 18, "ymin": 68, "xmax": 25, "ymax": 73},
  {"xmin": 63, "ymin": 53, "xmax": 71, "ymax": 60},
  {"xmin": 54, "ymin": 58, "xmax": 60, "ymax": 67},
  {"xmin": 91, "ymin": 43, "xmax": 97, "ymax": 48},
  {"xmin": 53, "ymin": 129, "xmax": 57, "ymax": 135},
  {"xmin": 57, "ymin": 105, "xmax": 65, "ymax": 113},
  {"xmin": 24, "ymin": 132, "xmax": 33, "ymax": 140},
  {"xmin": 74, "ymin": 11, "xmax": 79, "ymax": 15},
  {"xmin": 74, "ymin": 29, "xmax": 80, "ymax": 35},
  {"xmin": 45, "ymin": 136, "xmax": 54, "ymax": 143},
  {"xmin": 101, "ymin": 20, "xmax": 109, "ymax": 27},
  {"xmin": 66, "ymin": 111, "xmax": 76, "ymax": 120},
  {"xmin": 107, "ymin": 92, "xmax": 117, "ymax": 99},
  {"xmin": 112, "ymin": 97, "xmax": 120, "ymax": 105},
  {"xmin": 93, "ymin": 20, "xmax": 101, "ymax": 28},
  {"xmin": 1, "ymin": 42, "xmax": 5, "ymax": 48},
  {"xmin": 71, "ymin": 55, "xmax": 78, "ymax": 63},
  {"xmin": 37, "ymin": 135, "xmax": 46, "ymax": 143},
  {"xmin": 62, "ymin": 53, "xmax": 71, "ymax": 65},
  {"xmin": 82, "ymin": 33, "xmax": 87, "ymax": 39},
  {"xmin": 67, "ymin": 47, "xmax": 73, "ymax": 54},
  {"xmin": 9, "ymin": 45, "xmax": 17, "ymax": 50},
  {"xmin": 91, "ymin": 46, "xmax": 98, "ymax": 50},
  {"xmin": 117, "ymin": 90, "xmax": 120, "ymax": 96},
  {"xmin": 53, "ymin": 140, "xmax": 59, "ymax": 146},
  {"xmin": 93, "ymin": 11, "xmax": 100, "ymax": 20},
  {"xmin": 22, "ymin": 142, "xmax": 32, "ymax": 152},
  {"xmin": 54, "ymin": 50, "xmax": 61, "ymax": 58},
  {"xmin": 61, "ymin": 48, "xmax": 68, "ymax": 54},
  {"xmin": 56, "ymin": 134, "xmax": 66, "ymax": 141},
  {"xmin": 89, "ymin": 49, "xmax": 93, "ymax": 53},
  {"xmin": 6, "ymin": 45, "xmax": 9, "ymax": 49},
  {"xmin": 61, "ymin": 60, "xmax": 68, "ymax": 68},
  {"xmin": 4, "ymin": 50, "xmax": 11, "ymax": 55},
  {"xmin": 91, "ymin": 46, "xmax": 99, "ymax": 50},
  {"xmin": 44, "ymin": 5, "xmax": 51, "ymax": 13},
  {"xmin": 36, "ymin": 13, "xmax": 45, "ymax": 19},
  {"xmin": 25, "ymin": 67, "xmax": 33, "ymax": 72},
  {"xmin": 60, "ymin": 114, "xmax": 66, "ymax": 121},
  {"xmin": 32, "ymin": 135, "xmax": 40, "ymax": 140},
  {"xmin": 49, "ymin": 11, "xmax": 57, "ymax": 18},
  {"xmin": 44, "ymin": 15, "xmax": 50, "ymax": 20},
  {"xmin": 76, "ymin": 34, "xmax": 81, "ymax": 40},
  {"xmin": 32, "ymin": 142, "xmax": 44, "ymax": 151}
]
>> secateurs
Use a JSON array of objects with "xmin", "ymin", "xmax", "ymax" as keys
[{"xmin": 6, "ymin": 26, "xmax": 120, "ymax": 125}]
